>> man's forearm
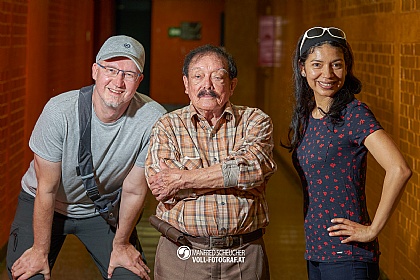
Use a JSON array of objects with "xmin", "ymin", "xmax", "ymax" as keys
[
  {"xmin": 181, "ymin": 164, "xmax": 224, "ymax": 190},
  {"xmin": 113, "ymin": 190, "xmax": 145, "ymax": 245},
  {"xmin": 32, "ymin": 192, "xmax": 55, "ymax": 254}
]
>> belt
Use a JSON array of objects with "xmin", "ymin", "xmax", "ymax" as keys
[{"xmin": 184, "ymin": 228, "xmax": 264, "ymax": 249}]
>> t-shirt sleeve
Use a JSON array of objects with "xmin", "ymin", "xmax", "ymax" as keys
[
  {"xmin": 348, "ymin": 101, "xmax": 383, "ymax": 146},
  {"xmin": 134, "ymin": 101, "xmax": 167, "ymax": 167},
  {"xmin": 29, "ymin": 99, "xmax": 65, "ymax": 162},
  {"xmin": 134, "ymin": 127, "xmax": 152, "ymax": 168}
]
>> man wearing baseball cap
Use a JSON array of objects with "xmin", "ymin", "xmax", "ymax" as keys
[{"xmin": 7, "ymin": 35, "xmax": 166, "ymax": 280}]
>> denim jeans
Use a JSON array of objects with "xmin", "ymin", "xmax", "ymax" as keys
[{"xmin": 307, "ymin": 260, "xmax": 380, "ymax": 280}]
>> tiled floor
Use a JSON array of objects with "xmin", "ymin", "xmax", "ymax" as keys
[{"xmin": 0, "ymin": 156, "xmax": 307, "ymax": 279}]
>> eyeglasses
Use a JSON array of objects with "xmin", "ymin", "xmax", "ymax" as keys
[
  {"xmin": 189, "ymin": 68, "xmax": 229, "ymax": 85},
  {"xmin": 299, "ymin": 27, "xmax": 346, "ymax": 55},
  {"xmin": 96, "ymin": 63, "xmax": 141, "ymax": 82}
]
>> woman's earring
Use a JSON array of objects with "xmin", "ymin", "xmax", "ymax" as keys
[{"xmin": 301, "ymin": 72, "xmax": 306, "ymax": 77}]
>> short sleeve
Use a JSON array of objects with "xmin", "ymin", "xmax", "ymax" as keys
[
  {"xmin": 134, "ymin": 125, "xmax": 153, "ymax": 168},
  {"xmin": 133, "ymin": 100, "xmax": 167, "ymax": 168},
  {"xmin": 29, "ymin": 100, "xmax": 66, "ymax": 162},
  {"xmin": 346, "ymin": 100, "xmax": 383, "ymax": 146}
]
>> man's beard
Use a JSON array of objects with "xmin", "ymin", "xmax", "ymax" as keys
[{"xmin": 101, "ymin": 95, "xmax": 124, "ymax": 108}]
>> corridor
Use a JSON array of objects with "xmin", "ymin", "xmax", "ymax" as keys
[{"xmin": 0, "ymin": 156, "xmax": 307, "ymax": 279}]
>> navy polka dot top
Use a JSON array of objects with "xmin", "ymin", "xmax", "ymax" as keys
[{"xmin": 293, "ymin": 99, "xmax": 382, "ymax": 262}]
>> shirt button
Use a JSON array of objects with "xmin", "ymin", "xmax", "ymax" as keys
[
  {"xmin": 213, "ymin": 158, "xmax": 217, "ymax": 162},
  {"xmin": 221, "ymin": 202, "xmax": 225, "ymax": 205}
]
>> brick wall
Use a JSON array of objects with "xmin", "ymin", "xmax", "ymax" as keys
[
  {"xmin": 395, "ymin": 42, "xmax": 420, "ymax": 280},
  {"xmin": 0, "ymin": 0, "xmax": 28, "ymax": 253},
  {"xmin": 227, "ymin": 0, "xmax": 420, "ymax": 279},
  {"xmin": 0, "ymin": 0, "xmax": 115, "ymax": 259}
]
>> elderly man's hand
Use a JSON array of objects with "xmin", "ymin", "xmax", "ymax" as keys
[{"xmin": 148, "ymin": 160, "xmax": 184, "ymax": 201}]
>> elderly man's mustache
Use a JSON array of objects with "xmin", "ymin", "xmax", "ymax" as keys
[{"xmin": 197, "ymin": 89, "xmax": 218, "ymax": 98}]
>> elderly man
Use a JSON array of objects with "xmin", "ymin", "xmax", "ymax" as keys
[
  {"xmin": 7, "ymin": 35, "xmax": 166, "ymax": 280},
  {"xmin": 146, "ymin": 45, "xmax": 277, "ymax": 279}
]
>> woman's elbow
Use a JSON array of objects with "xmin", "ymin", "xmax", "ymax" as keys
[
  {"xmin": 403, "ymin": 165, "xmax": 412, "ymax": 181},
  {"xmin": 397, "ymin": 162, "xmax": 412, "ymax": 183}
]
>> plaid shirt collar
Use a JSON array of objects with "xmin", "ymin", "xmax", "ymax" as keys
[{"xmin": 188, "ymin": 102, "xmax": 235, "ymax": 127}]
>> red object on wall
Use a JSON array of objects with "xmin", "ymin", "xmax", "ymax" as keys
[{"xmin": 258, "ymin": 16, "xmax": 275, "ymax": 67}]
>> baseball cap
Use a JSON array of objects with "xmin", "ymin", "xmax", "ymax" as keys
[{"xmin": 96, "ymin": 35, "xmax": 145, "ymax": 72}]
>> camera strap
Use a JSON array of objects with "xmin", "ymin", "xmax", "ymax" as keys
[{"xmin": 76, "ymin": 85, "xmax": 101, "ymax": 202}]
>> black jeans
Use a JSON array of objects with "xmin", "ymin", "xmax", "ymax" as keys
[{"xmin": 7, "ymin": 190, "xmax": 145, "ymax": 280}]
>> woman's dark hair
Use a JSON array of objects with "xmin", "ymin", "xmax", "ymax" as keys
[
  {"xmin": 281, "ymin": 34, "xmax": 362, "ymax": 152},
  {"xmin": 182, "ymin": 44, "xmax": 238, "ymax": 79}
]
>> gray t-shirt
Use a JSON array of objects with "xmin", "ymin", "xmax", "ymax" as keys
[{"xmin": 21, "ymin": 88, "xmax": 166, "ymax": 218}]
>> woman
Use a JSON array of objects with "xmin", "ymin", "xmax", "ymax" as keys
[{"xmin": 282, "ymin": 26, "xmax": 412, "ymax": 280}]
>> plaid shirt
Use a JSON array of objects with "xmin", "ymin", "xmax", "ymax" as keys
[{"xmin": 145, "ymin": 103, "xmax": 277, "ymax": 237}]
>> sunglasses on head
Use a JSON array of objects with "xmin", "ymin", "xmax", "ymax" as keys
[{"xmin": 299, "ymin": 27, "xmax": 346, "ymax": 55}]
